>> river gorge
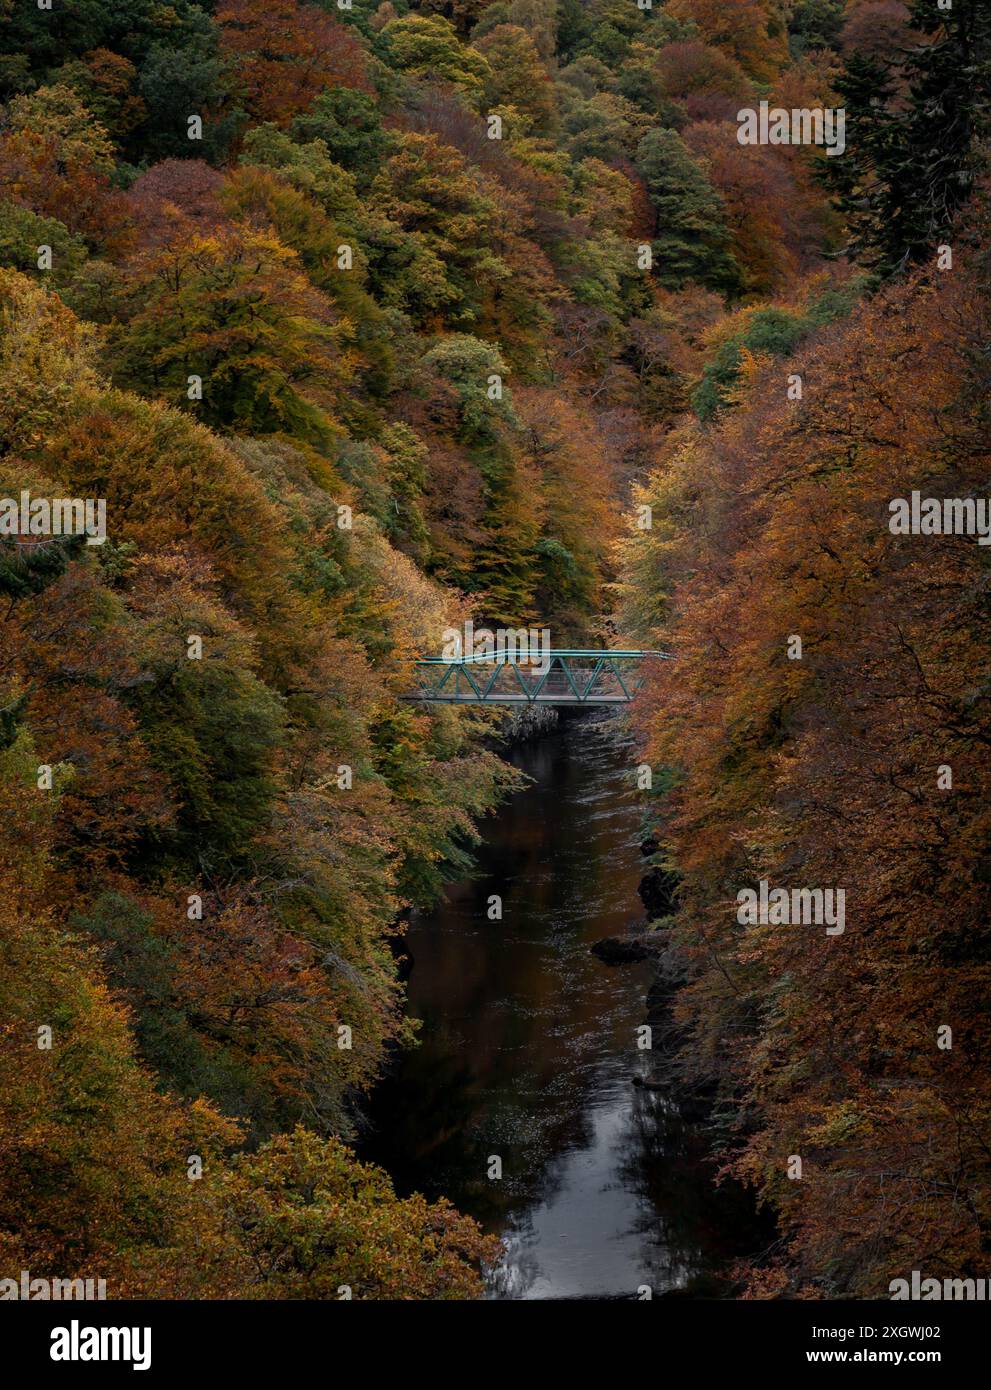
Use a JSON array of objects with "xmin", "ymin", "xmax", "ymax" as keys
[{"xmin": 363, "ymin": 710, "xmax": 763, "ymax": 1300}]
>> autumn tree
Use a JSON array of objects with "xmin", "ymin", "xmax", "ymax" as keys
[
  {"xmin": 0, "ymin": 83, "xmax": 132, "ymax": 251},
  {"xmin": 368, "ymin": 131, "xmax": 508, "ymax": 328},
  {"xmin": 172, "ymin": 1128, "xmax": 499, "ymax": 1298},
  {"xmin": 667, "ymin": 0, "xmax": 789, "ymax": 82},
  {"xmin": 217, "ymin": 0, "xmax": 369, "ymax": 125},
  {"xmin": 109, "ymin": 224, "xmax": 350, "ymax": 443},
  {"xmin": 47, "ymin": 48, "xmax": 145, "ymax": 141},
  {"xmin": 617, "ymin": 215, "xmax": 991, "ymax": 1296},
  {"xmin": 381, "ymin": 13, "xmax": 491, "ymax": 108},
  {"xmin": 474, "ymin": 24, "xmax": 557, "ymax": 133}
]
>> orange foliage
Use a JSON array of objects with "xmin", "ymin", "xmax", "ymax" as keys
[
  {"xmin": 217, "ymin": 0, "xmax": 370, "ymax": 126},
  {"xmin": 622, "ymin": 234, "xmax": 991, "ymax": 1295}
]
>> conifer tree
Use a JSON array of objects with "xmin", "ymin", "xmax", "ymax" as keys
[
  {"xmin": 829, "ymin": 0, "xmax": 991, "ymax": 275},
  {"xmin": 634, "ymin": 128, "xmax": 741, "ymax": 294}
]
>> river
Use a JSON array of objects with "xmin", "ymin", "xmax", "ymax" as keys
[{"xmin": 362, "ymin": 709, "xmax": 761, "ymax": 1300}]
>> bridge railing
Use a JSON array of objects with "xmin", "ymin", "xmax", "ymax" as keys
[{"xmin": 408, "ymin": 649, "xmax": 673, "ymax": 705}]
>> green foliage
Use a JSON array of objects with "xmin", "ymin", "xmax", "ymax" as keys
[
  {"xmin": 419, "ymin": 334, "xmax": 518, "ymax": 442},
  {"xmin": 0, "ymin": 201, "xmax": 87, "ymax": 284},
  {"xmin": 290, "ymin": 87, "xmax": 395, "ymax": 188},
  {"xmin": 635, "ymin": 128, "xmax": 741, "ymax": 293},
  {"xmin": 828, "ymin": 0, "xmax": 991, "ymax": 275},
  {"xmin": 137, "ymin": 38, "xmax": 243, "ymax": 163},
  {"xmin": 71, "ymin": 892, "xmax": 210, "ymax": 1092},
  {"xmin": 691, "ymin": 284, "xmax": 862, "ymax": 420},
  {"xmin": 0, "ymin": 537, "xmax": 83, "ymax": 599},
  {"xmin": 787, "ymin": 0, "xmax": 845, "ymax": 55},
  {"xmin": 691, "ymin": 307, "xmax": 806, "ymax": 420},
  {"xmin": 381, "ymin": 14, "xmax": 491, "ymax": 106},
  {"xmin": 560, "ymin": 91, "xmax": 651, "ymax": 161},
  {"xmin": 1, "ymin": 0, "xmax": 212, "ymax": 71},
  {"xmin": 130, "ymin": 660, "xmax": 284, "ymax": 860}
]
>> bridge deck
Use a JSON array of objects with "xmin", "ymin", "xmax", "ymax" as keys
[
  {"xmin": 407, "ymin": 649, "xmax": 670, "ymax": 706},
  {"xmin": 413, "ymin": 692, "xmax": 634, "ymax": 704}
]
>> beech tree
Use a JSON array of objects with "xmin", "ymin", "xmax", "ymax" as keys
[{"xmin": 217, "ymin": 0, "xmax": 369, "ymax": 125}]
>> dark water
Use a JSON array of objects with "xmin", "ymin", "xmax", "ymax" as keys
[{"xmin": 363, "ymin": 711, "xmax": 759, "ymax": 1299}]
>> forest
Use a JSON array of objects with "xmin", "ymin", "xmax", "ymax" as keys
[{"xmin": 0, "ymin": 0, "xmax": 989, "ymax": 1301}]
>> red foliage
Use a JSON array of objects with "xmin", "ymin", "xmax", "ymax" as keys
[
  {"xmin": 127, "ymin": 160, "xmax": 228, "ymax": 245},
  {"xmin": 217, "ymin": 0, "xmax": 370, "ymax": 126}
]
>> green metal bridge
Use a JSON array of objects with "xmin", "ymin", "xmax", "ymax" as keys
[{"xmin": 408, "ymin": 650, "xmax": 671, "ymax": 705}]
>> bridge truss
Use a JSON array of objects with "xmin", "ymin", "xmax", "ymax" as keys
[{"xmin": 408, "ymin": 650, "xmax": 670, "ymax": 705}]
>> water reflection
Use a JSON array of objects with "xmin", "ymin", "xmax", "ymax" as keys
[{"xmin": 362, "ymin": 711, "xmax": 759, "ymax": 1299}]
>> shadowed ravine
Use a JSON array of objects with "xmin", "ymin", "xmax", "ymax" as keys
[{"xmin": 362, "ymin": 710, "xmax": 761, "ymax": 1299}]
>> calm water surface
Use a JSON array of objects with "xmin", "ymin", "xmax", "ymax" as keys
[{"xmin": 363, "ymin": 711, "xmax": 758, "ymax": 1299}]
